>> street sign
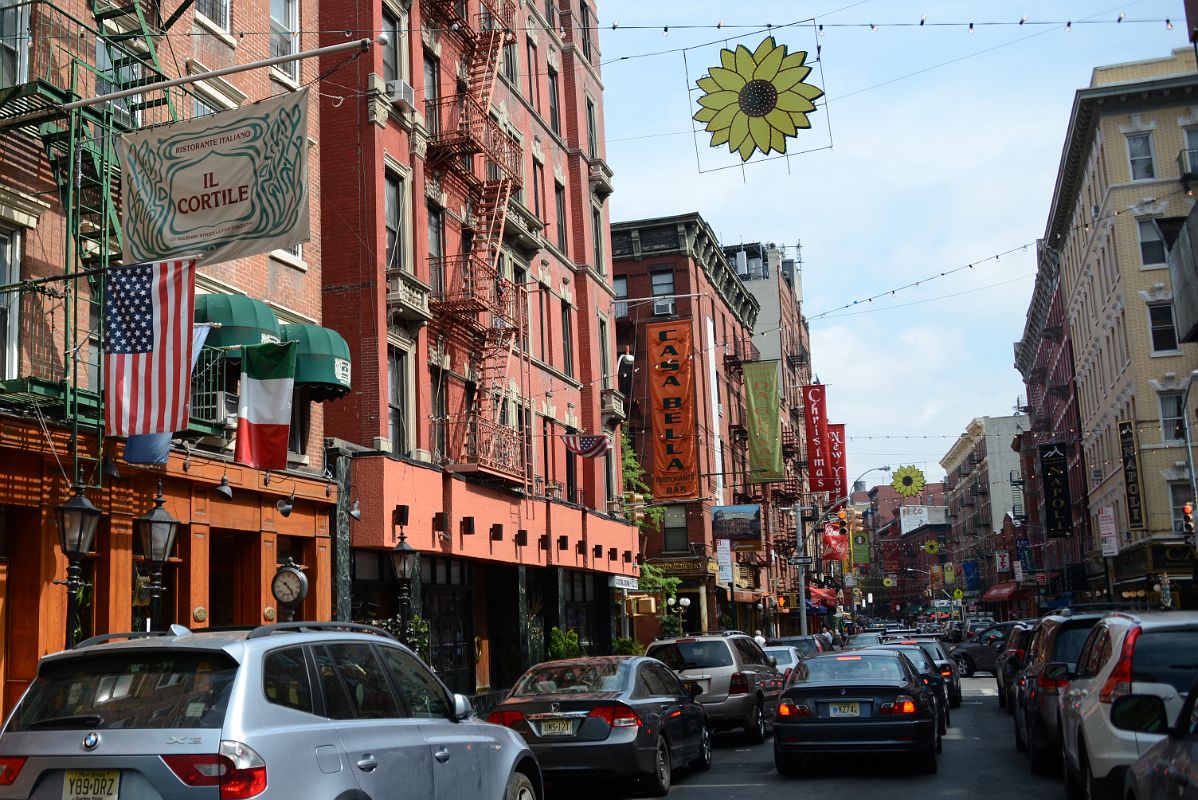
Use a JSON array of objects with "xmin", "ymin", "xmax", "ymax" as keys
[
  {"xmin": 788, "ymin": 556, "xmax": 814, "ymax": 566},
  {"xmin": 952, "ymin": 588, "xmax": 964, "ymax": 600}
]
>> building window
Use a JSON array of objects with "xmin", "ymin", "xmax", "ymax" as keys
[
  {"xmin": 96, "ymin": 38, "xmax": 140, "ymax": 128},
  {"xmin": 270, "ymin": 0, "xmax": 299, "ymax": 79},
  {"xmin": 431, "ymin": 368, "xmax": 448, "ymax": 461},
  {"xmin": 196, "ymin": 0, "xmax": 229, "ymax": 29},
  {"xmin": 193, "ymin": 94, "xmax": 219, "ymax": 119},
  {"xmin": 0, "ymin": 229, "xmax": 18, "ymax": 380},
  {"xmin": 651, "ymin": 270, "xmax": 675, "ymax": 314},
  {"xmin": 288, "ymin": 388, "xmax": 311, "ymax": 455},
  {"xmin": 591, "ymin": 204, "xmax": 603, "ymax": 274},
  {"xmin": 663, "ymin": 506, "xmax": 688, "ymax": 553},
  {"xmin": 1148, "ymin": 302, "xmax": 1179, "ymax": 353},
  {"xmin": 553, "ymin": 182, "xmax": 567, "ymax": 252},
  {"xmin": 526, "ymin": 38, "xmax": 540, "ymax": 108},
  {"xmin": 1138, "ymin": 219, "xmax": 1166, "ymax": 265},
  {"xmin": 427, "ymin": 203, "xmax": 445, "ymax": 294},
  {"xmin": 565, "ymin": 427, "xmax": 578, "ymax": 503},
  {"xmin": 1, "ymin": 2, "xmax": 29, "ymax": 87},
  {"xmin": 598, "ymin": 317, "xmax": 610, "ymax": 390},
  {"xmin": 585, "ymin": 98, "xmax": 598, "ymax": 159},
  {"xmin": 1126, "ymin": 133, "xmax": 1155, "ymax": 181},
  {"xmin": 579, "ymin": 1, "xmax": 593, "ymax": 61},
  {"xmin": 423, "ymin": 51, "xmax": 440, "ymax": 135},
  {"xmin": 561, "ymin": 299, "xmax": 574, "ymax": 377},
  {"xmin": 388, "ymin": 347, "xmax": 410, "ymax": 456},
  {"xmin": 544, "ymin": 0, "xmax": 556, "ymax": 28},
  {"xmin": 1186, "ymin": 128, "xmax": 1198, "ymax": 173},
  {"xmin": 385, "ymin": 171, "xmax": 406, "ymax": 274},
  {"xmin": 1170, "ymin": 482, "xmax": 1195, "ymax": 532},
  {"xmin": 547, "ymin": 66, "xmax": 561, "ymax": 134},
  {"xmin": 540, "ymin": 416, "xmax": 553, "ymax": 489},
  {"xmin": 532, "ymin": 161, "xmax": 545, "ymax": 220},
  {"xmin": 1160, "ymin": 392, "xmax": 1184, "ymax": 443},
  {"xmin": 604, "ymin": 448, "xmax": 616, "ymax": 502},
  {"xmin": 613, "ymin": 276, "xmax": 628, "ymax": 318},
  {"xmin": 503, "ymin": 36, "xmax": 518, "ymax": 83},
  {"xmin": 382, "ymin": 8, "xmax": 406, "ymax": 83}
]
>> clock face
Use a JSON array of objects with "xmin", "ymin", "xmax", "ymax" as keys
[{"xmin": 272, "ymin": 568, "xmax": 307, "ymax": 605}]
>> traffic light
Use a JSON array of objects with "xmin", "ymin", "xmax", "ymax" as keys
[
  {"xmin": 837, "ymin": 509, "xmax": 848, "ymax": 536},
  {"xmin": 1184, "ymin": 502, "xmax": 1195, "ymax": 537}
]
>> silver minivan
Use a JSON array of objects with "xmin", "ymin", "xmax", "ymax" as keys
[{"xmin": 0, "ymin": 623, "xmax": 540, "ymax": 800}]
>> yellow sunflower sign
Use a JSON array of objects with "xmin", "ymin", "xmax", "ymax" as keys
[
  {"xmin": 693, "ymin": 37, "xmax": 824, "ymax": 162},
  {"xmin": 892, "ymin": 465, "xmax": 926, "ymax": 498}
]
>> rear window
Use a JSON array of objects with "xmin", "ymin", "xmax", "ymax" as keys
[
  {"xmin": 765, "ymin": 648, "xmax": 798, "ymax": 667},
  {"xmin": 1133, "ymin": 630, "xmax": 1198, "ymax": 694},
  {"xmin": 793, "ymin": 656, "xmax": 903, "ymax": 683},
  {"xmin": 847, "ymin": 634, "xmax": 881, "ymax": 648},
  {"xmin": 8, "ymin": 652, "xmax": 237, "ymax": 731},
  {"xmin": 646, "ymin": 641, "xmax": 733, "ymax": 670},
  {"xmin": 1052, "ymin": 624, "xmax": 1099, "ymax": 665},
  {"xmin": 790, "ymin": 639, "xmax": 821, "ymax": 656},
  {"xmin": 877, "ymin": 647, "xmax": 932, "ymax": 672},
  {"xmin": 512, "ymin": 662, "xmax": 627, "ymax": 695}
]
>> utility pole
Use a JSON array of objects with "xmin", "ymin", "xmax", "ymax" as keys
[{"xmin": 794, "ymin": 504, "xmax": 808, "ymax": 636}]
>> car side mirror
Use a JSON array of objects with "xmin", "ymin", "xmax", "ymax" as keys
[
  {"xmin": 1042, "ymin": 662, "xmax": 1073, "ymax": 683},
  {"xmin": 769, "ymin": 656, "xmax": 778, "ymax": 668},
  {"xmin": 992, "ymin": 641, "xmax": 1006, "ymax": 651},
  {"xmin": 1110, "ymin": 695, "xmax": 1169, "ymax": 734},
  {"xmin": 452, "ymin": 693, "xmax": 474, "ymax": 721}
]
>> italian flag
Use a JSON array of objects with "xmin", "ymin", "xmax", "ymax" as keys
[{"xmin": 234, "ymin": 341, "xmax": 297, "ymax": 470}]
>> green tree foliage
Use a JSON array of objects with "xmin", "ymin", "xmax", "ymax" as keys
[
  {"xmin": 621, "ymin": 428, "xmax": 664, "ymax": 530},
  {"xmin": 612, "ymin": 637, "xmax": 644, "ymax": 655}
]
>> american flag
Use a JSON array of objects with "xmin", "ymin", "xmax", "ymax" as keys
[
  {"xmin": 561, "ymin": 433, "xmax": 613, "ymax": 458},
  {"xmin": 104, "ymin": 259, "xmax": 198, "ymax": 437}
]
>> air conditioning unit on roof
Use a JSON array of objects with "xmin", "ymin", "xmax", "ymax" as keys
[{"xmin": 384, "ymin": 79, "xmax": 416, "ymax": 113}]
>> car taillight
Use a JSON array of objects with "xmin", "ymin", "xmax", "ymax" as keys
[
  {"xmin": 783, "ymin": 667, "xmax": 793, "ymax": 683},
  {"xmin": 487, "ymin": 710, "xmax": 526, "ymax": 727},
  {"xmin": 0, "ymin": 756, "xmax": 26, "ymax": 786},
  {"xmin": 163, "ymin": 741, "xmax": 267, "ymax": 800},
  {"xmin": 588, "ymin": 704, "xmax": 642, "ymax": 728},
  {"xmin": 777, "ymin": 699, "xmax": 812, "ymax": 717},
  {"xmin": 939, "ymin": 668, "xmax": 953, "ymax": 678},
  {"xmin": 879, "ymin": 695, "xmax": 918, "ymax": 715},
  {"xmin": 1037, "ymin": 672, "xmax": 1068, "ymax": 691},
  {"xmin": 1012, "ymin": 648, "xmax": 1026, "ymax": 661},
  {"xmin": 728, "ymin": 672, "xmax": 749, "ymax": 694},
  {"xmin": 1099, "ymin": 626, "xmax": 1141, "ymax": 704}
]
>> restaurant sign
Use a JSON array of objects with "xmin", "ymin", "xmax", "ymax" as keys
[
  {"xmin": 1118, "ymin": 421, "xmax": 1147, "ymax": 530},
  {"xmin": 1038, "ymin": 443, "xmax": 1071, "ymax": 538}
]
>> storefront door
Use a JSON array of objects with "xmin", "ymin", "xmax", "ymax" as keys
[{"xmin": 421, "ymin": 557, "xmax": 474, "ymax": 695}]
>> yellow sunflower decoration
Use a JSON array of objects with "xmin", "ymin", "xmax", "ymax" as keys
[
  {"xmin": 693, "ymin": 36, "xmax": 824, "ymax": 162},
  {"xmin": 891, "ymin": 465, "xmax": 926, "ymax": 498}
]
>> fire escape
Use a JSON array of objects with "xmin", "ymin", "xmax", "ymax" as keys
[{"xmin": 422, "ymin": 0, "xmax": 529, "ymax": 483}]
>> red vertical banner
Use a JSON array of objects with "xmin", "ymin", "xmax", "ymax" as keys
[
  {"xmin": 828, "ymin": 423, "xmax": 847, "ymax": 509},
  {"xmin": 803, "ymin": 385, "xmax": 832, "ymax": 491},
  {"xmin": 646, "ymin": 320, "xmax": 699, "ymax": 500}
]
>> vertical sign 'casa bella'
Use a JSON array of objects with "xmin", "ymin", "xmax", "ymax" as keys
[
  {"xmin": 1118, "ymin": 421, "xmax": 1147, "ymax": 530},
  {"xmin": 804, "ymin": 385, "xmax": 832, "ymax": 492},
  {"xmin": 1038, "ymin": 443, "xmax": 1072, "ymax": 537},
  {"xmin": 647, "ymin": 321, "xmax": 698, "ymax": 500}
]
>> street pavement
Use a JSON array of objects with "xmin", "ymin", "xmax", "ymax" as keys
[{"xmin": 547, "ymin": 676, "xmax": 1063, "ymax": 800}]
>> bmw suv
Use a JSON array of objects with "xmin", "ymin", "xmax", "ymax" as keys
[
  {"xmin": 646, "ymin": 633, "xmax": 783, "ymax": 743},
  {"xmin": 0, "ymin": 623, "xmax": 541, "ymax": 800}
]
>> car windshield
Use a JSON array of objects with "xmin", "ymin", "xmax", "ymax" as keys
[
  {"xmin": 792, "ymin": 656, "xmax": 903, "ymax": 683},
  {"xmin": 7, "ymin": 652, "xmax": 237, "ymax": 731},
  {"xmin": 1132, "ymin": 630, "xmax": 1198, "ymax": 693},
  {"xmin": 646, "ymin": 640, "xmax": 734, "ymax": 670},
  {"xmin": 765, "ymin": 648, "xmax": 798, "ymax": 667},
  {"xmin": 511, "ymin": 662, "xmax": 628, "ymax": 695}
]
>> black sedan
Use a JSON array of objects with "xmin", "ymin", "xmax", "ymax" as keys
[
  {"xmin": 488, "ymin": 656, "xmax": 710, "ymax": 796},
  {"xmin": 773, "ymin": 651, "xmax": 941, "ymax": 776}
]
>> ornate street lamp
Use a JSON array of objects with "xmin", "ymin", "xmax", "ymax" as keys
[
  {"xmin": 135, "ymin": 482, "xmax": 180, "ymax": 631},
  {"xmin": 389, "ymin": 530, "xmax": 419, "ymax": 647},
  {"xmin": 56, "ymin": 483, "xmax": 101, "ymax": 648}
]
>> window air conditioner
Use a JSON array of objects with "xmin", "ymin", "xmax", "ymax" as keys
[
  {"xmin": 653, "ymin": 298, "xmax": 674, "ymax": 315},
  {"xmin": 1090, "ymin": 468, "xmax": 1103, "ymax": 483},
  {"xmin": 215, "ymin": 391, "xmax": 240, "ymax": 431},
  {"xmin": 385, "ymin": 79, "xmax": 416, "ymax": 113}
]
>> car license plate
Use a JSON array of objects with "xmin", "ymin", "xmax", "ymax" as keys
[
  {"xmin": 541, "ymin": 719, "xmax": 573, "ymax": 736},
  {"xmin": 829, "ymin": 702, "xmax": 860, "ymax": 718},
  {"xmin": 62, "ymin": 769, "xmax": 120, "ymax": 800}
]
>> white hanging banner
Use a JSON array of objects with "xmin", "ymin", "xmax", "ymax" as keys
[{"xmin": 120, "ymin": 89, "xmax": 310, "ymax": 265}]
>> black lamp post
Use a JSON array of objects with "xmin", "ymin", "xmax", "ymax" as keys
[
  {"xmin": 389, "ymin": 530, "xmax": 419, "ymax": 647},
  {"xmin": 56, "ymin": 483, "xmax": 101, "ymax": 648},
  {"xmin": 135, "ymin": 481, "xmax": 180, "ymax": 632}
]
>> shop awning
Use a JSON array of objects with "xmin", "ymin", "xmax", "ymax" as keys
[
  {"xmin": 982, "ymin": 582, "xmax": 1020, "ymax": 602},
  {"xmin": 733, "ymin": 590, "xmax": 761, "ymax": 603},
  {"xmin": 195, "ymin": 294, "xmax": 282, "ymax": 351},
  {"xmin": 809, "ymin": 587, "xmax": 838, "ymax": 607},
  {"xmin": 280, "ymin": 323, "xmax": 352, "ymax": 402}
]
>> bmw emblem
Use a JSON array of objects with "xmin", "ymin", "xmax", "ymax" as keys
[
  {"xmin": 82, "ymin": 732, "xmax": 100, "ymax": 751},
  {"xmin": 840, "ymin": 689, "xmax": 847, "ymax": 696}
]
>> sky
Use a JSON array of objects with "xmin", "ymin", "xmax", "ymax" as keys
[{"xmin": 596, "ymin": 0, "xmax": 1190, "ymax": 488}]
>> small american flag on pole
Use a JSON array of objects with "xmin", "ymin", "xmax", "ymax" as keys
[
  {"xmin": 561, "ymin": 433, "xmax": 613, "ymax": 458},
  {"xmin": 104, "ymin": 259, "xmax": 198, "ymax": 437}
]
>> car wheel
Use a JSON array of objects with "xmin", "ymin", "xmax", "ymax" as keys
[
  {"xmin": 998, "ymin": 682, "xmax": 1007, "ymax": 708},
  {"xmin": 1014, "ymin": 717, "xmax": 1028, "ymax": 753},
  {"xmin": 936, "ymin": 726, "xmax": 943, "ymax": 754},
  {"xmin": 956, "ymin": 654, "xmax": 976, "ymax": 678},
  {"xmin": 950, "ymin": 688, "xmax": 962, "ymax": 709},
  {"xmin": 505, "ymin": 771, "xmax": 537, "ymax": 800},
  {"xmin": 1082, "ymin": 745, "xmax": 1110, "ymax": 800},
  {"xmin": 644, "ymin": 737, "xmax": 672, "ymax": 797},
  {"xmin": 920, "ymin": 742, "xmax": 939, "ymax": 774},
  {"xmin": 744, "ymin": 701, "xmax": 766, "ymax": 745},
  {"xmin": 690, "ymin": 725, "xmax": 713, "ymax": 771},
  {"xmin": 1028, "ymin": 733, "xmax": 1055, "ymax": 775}
]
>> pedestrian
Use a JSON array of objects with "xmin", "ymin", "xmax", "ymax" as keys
[
  {"xmin": 820, "ymin": 626, "xmax": 833, "ymax": 649},
  {"xmin": 754, "ymin": 629, "xmax": 767, "ymax": 647}
]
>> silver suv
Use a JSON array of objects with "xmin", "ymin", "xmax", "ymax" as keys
[
  {"xmin": 0, "ymin": 623, "xmax": 541, "ymax": 800},
  {"xmin": 645, "ymin": 633, "xmax": 783, "ymax": 744}
]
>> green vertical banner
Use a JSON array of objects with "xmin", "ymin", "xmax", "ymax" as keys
[
  {"xmin": 852, "ymin": 531, "xmax": 870, "ymax": 567},
  {"xmin": 744, "ymin": 360, "xmax": 784, "ymax": 483}
]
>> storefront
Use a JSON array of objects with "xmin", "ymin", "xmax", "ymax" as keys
[{"xmin": 1112, "ymin": 541, "xmax": 1196, "ymax": 609}]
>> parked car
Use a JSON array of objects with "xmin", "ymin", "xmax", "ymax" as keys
[
  {"xmin": 487, "ymin": 656, "xmax": 710, "ymax": 796},
  {"xmin": 867, "ymin": 644, "xmax": 950, "ymax": 733},
  {"xmin": 646, "ymin": 632, "xmax": 783, "ymax": 743},
  {"xmin": 1117, "ymin": 673, "xmax": 1198, "ymax": 800},
  {"xmin": 773, "ymin": 650, "xmax": 941, "ymax": 775},
  {"xmin": 0, "ymin": 622, "xmax": 541, "ymax": 800},
  {"xmin": 845, "ymin": 632, "xmax": 884, "ymax": 649},
  {"xmin": 763, "ymin": 646, "xmax": 805, "ymax": 684},
  {"xmin": 951, "ymin": 620, "xmax": 1031, "ymax": 677},
  {"xmin": 1013, "ymin": 610, "xmax": 1108, "ymax": 774},
  {"xmin": 996, "ymin": 623, "xmax": 1038, "ymax": 712},
  {"xmin": 765, "ymin": 635, "xmax": 826, "ymax": 658},
  {"xmin": 1060, "ymin": 611, "xmax": 1198, "ymax": 800},
  {"xmin": 891, "ymin": 638, "xmax": 962, "ymax": 708}
]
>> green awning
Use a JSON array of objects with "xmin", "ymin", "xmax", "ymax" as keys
[
  {"xmin": 194, "ymin": 294, "xmax": 282, "ymax": 350},
  {"xmin": 280, "ymin": 323, "xmax": 352, "ymax": 402}
]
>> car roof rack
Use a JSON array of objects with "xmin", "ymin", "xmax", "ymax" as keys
[
  {"xmin": 72, "ymin": 631, "xmax": 174, "ymax": 650},
  {"xmin": 245, "ymin": 621, "xmax": 396, "ymax": 640}
]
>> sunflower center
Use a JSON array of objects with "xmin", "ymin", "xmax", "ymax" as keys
[
  {"xmin": 738, "ymin": 79, "xmax": 778, "ymax": 118},
  {"xmin": 902, "ymin": 476, "xmax": 913, "ymax": 486}
]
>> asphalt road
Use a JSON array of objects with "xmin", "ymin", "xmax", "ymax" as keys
[{"xmin": 547, "ymin": 676, "xmax": 1064, "ymax": 800}]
